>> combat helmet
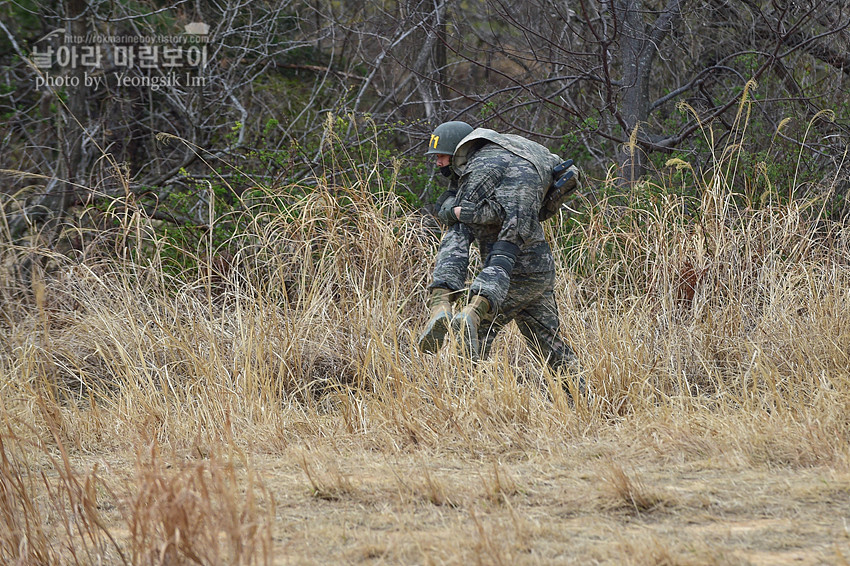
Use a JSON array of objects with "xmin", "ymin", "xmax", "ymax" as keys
[{"xmin": 425, "ymin": 121, "xmax": 474, "ymax": 155}]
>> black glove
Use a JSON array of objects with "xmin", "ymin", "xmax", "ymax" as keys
[
  {"xmin": 436, "ymin": 190, "xmax": 458, "ymax": 226},
  {"xmin": 485, "ymin": 241, "xmax": 520, "ymax": 277},
  {"xmin": 540, "ymin": 162, "xmax": 579, "ymax": 221}
]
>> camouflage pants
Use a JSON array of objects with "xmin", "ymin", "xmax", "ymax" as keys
[{"xmin": 475, "ymin": 270, "xmax": 576, "ymax": 371}]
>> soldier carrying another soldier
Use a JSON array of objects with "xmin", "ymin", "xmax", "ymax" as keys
[{"xmin": 417, "ymin": 120, "xmax": 584, "ymax": 395}]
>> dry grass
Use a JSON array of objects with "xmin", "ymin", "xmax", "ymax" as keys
[{"xmin": 2, "ymin": 113, "xmax": 850, "ymax": 564}]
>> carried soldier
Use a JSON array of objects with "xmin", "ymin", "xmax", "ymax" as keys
[{"xmin": 417, "ymin": 120, "xmax": 584, "ymax": 395}]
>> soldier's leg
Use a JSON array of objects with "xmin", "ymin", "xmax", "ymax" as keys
[
  {"xmin": 429, "ymin": 224, "xmax": 472, "ymax": 293},
  {"xmin": 451, "ymin": 294, "xmax": 490, "ymax": 361},
  {"xmin": 418, "ymin": 287, "xmax": 459, "ymax": 353},
  {"xmin": 514, "ymin": 290, "xmax": 576, "ymax": 366},
  {"xmin": 419, "ymin": 224, "xmax": 473, "ymax": 353},
  {"xmin": 473, "ymin": 274, "xmax": 541, "ymax": 361},
  {"xmin": 513, "ymin": 283, "xmax": 584, "ymax": 396}
]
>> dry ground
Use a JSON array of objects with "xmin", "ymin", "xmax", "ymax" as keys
[
  {"xmin": 259, "ymin": 449, "xmax": 850, "ymax": 565},
  {"xmin": 18, "ymin": 407, "xmax": 849, "ymax": 566}
]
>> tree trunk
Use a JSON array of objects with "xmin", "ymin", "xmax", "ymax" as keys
[
  {"xmin": 63, "ymin": 0, "xmax": 88, "ymax": 209},
  {"xmin": 9, "ymin": 0, "xmax": 89, "ymax": 240},
  {"xmin": 617, "ymin": 0, "xmax": 651, "ymax": 184},
  {"xmin": 434, "ymin": 0, "xmax": 448, "ymax": 102},
  {"xmin": 616, "ymin": 0, "xmax": 684, "ymax": 185}
]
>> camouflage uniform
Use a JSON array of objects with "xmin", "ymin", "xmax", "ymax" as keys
[{"xmin": 429, "ymin": 129, "xmax": 577, "ymax": 371}]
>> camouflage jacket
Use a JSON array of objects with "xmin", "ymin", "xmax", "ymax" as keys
[{"xmin": 430, "ymin": 129, "xmax": 562, "ymax": 309}]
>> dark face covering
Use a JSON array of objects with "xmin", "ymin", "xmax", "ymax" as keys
[{"xmin": 440, "ymin": 165, "xmax": 453, "ymax": 178}]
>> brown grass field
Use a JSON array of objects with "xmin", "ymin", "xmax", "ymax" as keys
[{"xmin": 2, "ymin": 118, "xmax": 850, "ymax": 565}]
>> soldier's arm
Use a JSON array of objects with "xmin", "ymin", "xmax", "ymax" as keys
[
  {"xmin": 466, "ymin": 217, "xmax": 521, "ymax": 309},
  {"xmin": 454, "ymin": 199, "xmax": 503, "ymax": 225},
  {"xmin": 453, "ymin": 158, "xmax": 507, "ymax": 226},
  {"xmin": 466, "ymin": 166, "xmax": 545, "ymax": 310}
]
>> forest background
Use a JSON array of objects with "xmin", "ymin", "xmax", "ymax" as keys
[
  {"xmin": 2, "ymin": 0, "xmax": 849, "ymax": 239},
  {"xmin": 2, "ymin": 1, "xmax": 850, "ymax": 564}
]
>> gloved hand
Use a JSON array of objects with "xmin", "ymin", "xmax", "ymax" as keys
[
  {"xmin": 540, "ymin": 163, "xmax": 579, "ymax": 221},
  {"xmin": 436, "ymin": 190, "xmax": 459, "ymax": 226}
]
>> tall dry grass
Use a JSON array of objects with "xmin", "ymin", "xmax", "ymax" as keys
[{"xmin": 1, "ymin": 109, "xmax": 849, "ymax": 562}]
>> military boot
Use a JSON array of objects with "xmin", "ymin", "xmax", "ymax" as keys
[
  {"xmin": 417, "ymin": 288, "xmax": 454, "ymax": 353},
  {"xmin": 451, "ymin": 295, "xmax": 490, "ymax": 361}
]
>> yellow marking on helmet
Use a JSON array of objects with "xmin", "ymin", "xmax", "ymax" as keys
[{"xmin": 430, "ymin": 134, "xmax": 439, "ymax": 149}]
